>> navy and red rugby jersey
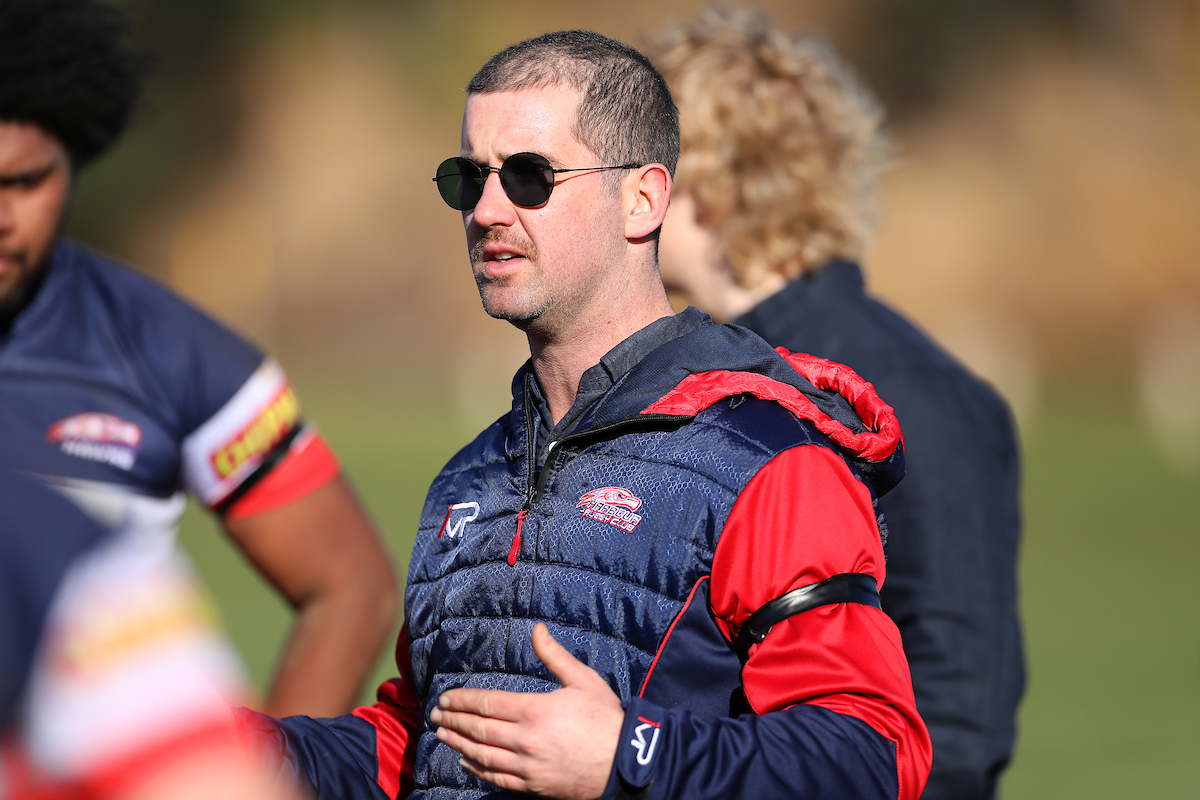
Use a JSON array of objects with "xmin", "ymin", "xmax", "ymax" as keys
[{"xmin": 0, "ymin": 240, "xmax": 339, "ymax": 539}]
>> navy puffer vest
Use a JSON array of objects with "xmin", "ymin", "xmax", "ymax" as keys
[{"xmin": 404, "ymin": 323, "xmax": 902, "ymax": 800}]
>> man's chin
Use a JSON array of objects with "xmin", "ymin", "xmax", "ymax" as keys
[
  {"xmin": 478, "ymin": 288, "xmax": 548, "ymax": 329},
  {"xmin": 483, "ymin": 304, "xmax": 539, "ymax": 330}
]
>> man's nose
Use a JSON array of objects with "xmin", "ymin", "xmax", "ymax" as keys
[{"xmin": 469, "ymin": 170, "xmax": 516, "ymax": 228}]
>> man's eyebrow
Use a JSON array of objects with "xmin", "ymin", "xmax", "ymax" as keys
[{"xmin": 0, "ymin": 162, "xmax": 59, "ymax": 185}]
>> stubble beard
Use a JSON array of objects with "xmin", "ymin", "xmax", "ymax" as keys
[{"xmin": 470, "ymin": 231, "xmax": 550, "ymax": 328}]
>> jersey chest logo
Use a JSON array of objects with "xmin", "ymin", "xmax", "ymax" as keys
[
  {"xmin": 47, "ymin": 413, "xmax": 142, "ymax": 471},
  {"xmin": 578, "ymin": 487, "xmax": 644, "ymax": 533}
]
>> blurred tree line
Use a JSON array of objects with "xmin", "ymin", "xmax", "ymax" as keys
[{"xmin": 74, "ymin": 0, "xmax": 1138, "ymax": 255}]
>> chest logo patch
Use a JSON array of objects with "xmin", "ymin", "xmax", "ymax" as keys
[
  {"xmin": 438, "ymin": 501, "xmax": 480, "ymax": 539},
  {"xmin": 47, "ymin": 413, "xmax": 142, "ymax": 471},
  {"xmin": 578, "ymin": 487, "xmax": 644, "ymax": 533}
]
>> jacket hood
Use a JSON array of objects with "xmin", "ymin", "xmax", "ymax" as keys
[{"xmin": 576, "ymin": 320, "xmax": 906, "ymax": 497}]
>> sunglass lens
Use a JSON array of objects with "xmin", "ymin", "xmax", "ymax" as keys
[
  {"xmin": 500, "ymin": 153, "xmax": 554, "ymax": 208},
  {"xmin": 435, "ymin": 157, "xmax": 483, "ymax": 211}
]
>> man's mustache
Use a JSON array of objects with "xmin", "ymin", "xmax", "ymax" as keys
[{"xmin": 471, "ymin": 230, "xmax": 538, "ymax": 265}]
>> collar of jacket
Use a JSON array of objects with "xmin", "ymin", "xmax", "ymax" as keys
[{"xmin": 506, "ymin": 313, "xmax": 906, "ymax": 498}]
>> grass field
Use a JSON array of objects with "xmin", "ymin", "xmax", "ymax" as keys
[{"xmin": 177, "ymin": 370, "xmax": 1200, "ymax": 798}]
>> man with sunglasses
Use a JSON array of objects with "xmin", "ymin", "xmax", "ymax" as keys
[{"xmin": 244, "ymin": 30, "xmax": 931, "ymax": 800}]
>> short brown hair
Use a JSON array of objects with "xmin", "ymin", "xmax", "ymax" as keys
[
  {"xmin": 654, "ymin": 8, "xmax": 886, "ymax": 286},
  {"xmin": 468, "ymin": 30, "xmax": 679, "ymax": 184}
]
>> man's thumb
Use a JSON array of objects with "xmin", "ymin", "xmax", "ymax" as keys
[{"xmin": 531, "ymin": 622, "xmax": 591, "ymax": 687}]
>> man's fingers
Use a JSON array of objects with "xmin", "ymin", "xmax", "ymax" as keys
[
  {"xmin": 436, "ymin": 687, "xmax": 524, "ymax": 721},
  {"xmin": 433, "ymin": 708, "xmax": 523, "ymax": 751},
  {"xmin": 436, "ymin": 722, "xmax": 523, "ymax": 767},
  {"xmin": 530, "ymin": 623, "xmax": 597, "ymax": 689},
  {"xmin": 459, "ymin": 755, "xmax": 529, "ymax": 793}
]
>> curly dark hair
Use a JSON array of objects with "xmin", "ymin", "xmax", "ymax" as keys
[{"xmin": 0, "ymin": 0, "xmax": 152, "ymax": 168}]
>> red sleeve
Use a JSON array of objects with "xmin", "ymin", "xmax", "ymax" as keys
[
  {"xmin": 351, "ymin": 626, "xmax": 420, "ymax": 800},
  {"xmin": 223, "ymin": 429, "xmax": 341, "ymax": 522},
  {"xmin": 710, "ymin": 445, "xmax": 932, "ymax": 800}
]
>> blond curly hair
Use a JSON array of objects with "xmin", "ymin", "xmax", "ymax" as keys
[{"xmin": 653, "ymin": 8, "xmax": 887, "ymax": 287}]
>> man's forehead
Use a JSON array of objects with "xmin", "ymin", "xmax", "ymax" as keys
[
  {"xmin": 460, "ymin": 86, "xmax": 585, "ymax": 159},
  {"xmin": 0, "ymin": 120, "xmax": 67, "ymax": 169}
]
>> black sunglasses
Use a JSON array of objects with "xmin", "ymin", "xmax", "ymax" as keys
[{"xmin": 433, "ymin": 152, "xmax": 642, "ymax": 211}]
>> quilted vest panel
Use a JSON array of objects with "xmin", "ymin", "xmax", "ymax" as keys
[{"xmin": 404, "ymin": 397, "xmax": 851, "ymax": 799}]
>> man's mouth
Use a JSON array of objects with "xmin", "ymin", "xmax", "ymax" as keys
[
  {"xmin": 472, "ymin": 231, "xmax": 537, "ymax": 272},
  {"xmin": 478, "ymin": 245, "xmax": 530, "ymax": 271}
]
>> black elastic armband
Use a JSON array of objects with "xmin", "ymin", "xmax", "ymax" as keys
[
  {"xmin": 212, "ymin": 421, "xmax": 305, "ymax": 517},
  {"xmin": 736, "ymin": 572, "xmax": 881, "ymax": 653}
]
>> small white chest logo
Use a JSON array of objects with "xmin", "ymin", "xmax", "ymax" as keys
[
  {"xmin": 438, "ymin": 502, "xmax": 480, "ymax": 539},
  {"xmin": 630, "ymin": 717, "xmax": 661, "ymax": 765},
  {"xmin": 46, "ymin": 412, "xmax": 142, "ymax": 471}
]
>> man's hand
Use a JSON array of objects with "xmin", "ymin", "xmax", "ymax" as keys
[{"xmin": 430, "ymin": 623, "xmax": 624, "ymax": 800}]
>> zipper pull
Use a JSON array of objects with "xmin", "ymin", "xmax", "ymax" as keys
[{"xmin": 507, "ymin": 507, "xmax": 528, "ymax": 566}]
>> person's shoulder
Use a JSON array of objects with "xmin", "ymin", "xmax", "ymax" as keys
[
  {"xmin": 857, "ymin": 297, "xmax": 1010, "ymax": 413},
  {"xmin": 823, "ymin": 293, "xmax": 1018, "ymax": 467},
  {"xmin": 437, "ymin": 409, "xmax": 516, "ymax": 481},
  {"xmin": 63, "ymin": 242, "xmax": 247, "ymax": 342},
  {"xmin": 61, "ymin": 241, "xmax": 267, "ymax": 411},
  {"xmin": 697, "ymin": 393, "xmax": 834, "ymax": 454},
  {"xmin": 762, "ymin": 264, "xmax": 1008, "ymax": 415}
]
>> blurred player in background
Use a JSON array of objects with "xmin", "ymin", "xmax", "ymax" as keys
[
  {"xmin": 0, "ymin": 0, "xmax": 397, "ymax": 717},
  {"xmin": 0, "ymin": 434, "xmax": 304, "ymax": 800},
  {"xmin": 653, "ymin": 10, "xmax": 1024, "ymax": 798}
]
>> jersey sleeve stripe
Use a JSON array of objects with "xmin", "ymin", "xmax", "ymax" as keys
[
  {"xmin": 180, "ymin": 359, "xmax": 299, "ymax": 506},
  {"xmin": 220, "ymin": 429, "xmax": 340, "ymax": 521}
]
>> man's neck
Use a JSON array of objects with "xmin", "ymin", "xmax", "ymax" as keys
[{"xmin": 527, "ymin": 292, "xmax": 675, "ymax": 425}]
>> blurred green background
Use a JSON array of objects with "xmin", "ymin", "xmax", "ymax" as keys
[{"xmin": 71, "ymin": 1, "xmax": 1200, "ymax": 797}]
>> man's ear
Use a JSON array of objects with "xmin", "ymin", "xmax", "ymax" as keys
[{"xmin": 625, "ymin": 163, "xmax": 672, "ymax": 241}]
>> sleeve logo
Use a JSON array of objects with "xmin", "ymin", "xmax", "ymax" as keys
[
  {"xmin": 578, "ymin": 487, "xmax": 644, "ymax": 533},
  {"xmin": 630, "ymin": 716, "xmax": 661, "ymax": 765},
  {"xmin": 47, "ymin": 413, "xmax": 142, "ymax": 471},
  {"xmin": 210, "ymin": 384, "xmax": 299, "ymax": 479}
]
